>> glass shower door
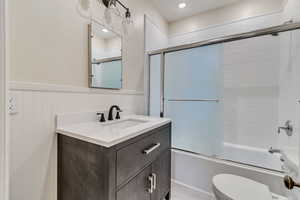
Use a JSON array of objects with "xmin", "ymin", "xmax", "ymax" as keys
[
  {"xmin": 164, "ymin": 44, "xmax": 223, "ymax": 156},
  {"xmin": 149, "ymin": 54, "xmax": 162, "ymax": 117}
]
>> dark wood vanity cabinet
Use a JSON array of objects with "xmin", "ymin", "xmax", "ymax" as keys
[{"xmin": 58, "ymin": 123, "xmax": 171, "ymax": 200}]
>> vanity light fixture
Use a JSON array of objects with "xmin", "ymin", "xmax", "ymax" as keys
[
  {"xmin": 178, "ymin": 2, "xmax": 186, "ymax": 9},
  {"xmin": 102, "ymin": 0, "xmax": 133, "ymax": 34}
]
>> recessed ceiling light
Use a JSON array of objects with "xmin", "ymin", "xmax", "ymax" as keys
[
  {"xmin": 102, "ymin": 28, "xmax": 109, "ymax": 33},
  {"xmin": 178, "ymin": 2, "xmax": 186, "ymax": 9}
]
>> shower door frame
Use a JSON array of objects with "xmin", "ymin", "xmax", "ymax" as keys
[
  {"xmin": 0, "ymin": 0, "xmax": 9, "ymax": 199},
  {"xmin": 147, "ymin": 22, "xmax": 300, "ymax": 117},
  {"xmin": 146, "ymin": 22, "xmax": 300, "ymax": 173}
]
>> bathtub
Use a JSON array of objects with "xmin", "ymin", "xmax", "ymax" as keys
[
  {"xmin": 220, "ymin": 142, "xmax": 282, "ymax": 171},
  {"xmin": 171, "ymin": 144, "xmax": 286, "ymax": 200}
]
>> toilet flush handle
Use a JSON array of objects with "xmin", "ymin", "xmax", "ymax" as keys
[{"xmin": 284, "ymin": 176, "xmax": 300, "ymax": 190}]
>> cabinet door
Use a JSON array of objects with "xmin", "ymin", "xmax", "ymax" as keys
[
  {"xmin": 117, "ymin": 166, "xmax": 152, "ymax": 200},
  {"xmin": 151, "ymin": 150, "xmax": 171, "ymax": 200}
]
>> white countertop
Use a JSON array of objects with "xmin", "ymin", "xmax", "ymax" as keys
[{"xmin": 56, "ymin": 113, "xmax": 171, "ymax": 147}]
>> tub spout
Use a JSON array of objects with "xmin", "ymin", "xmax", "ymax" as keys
[
  {"xmin": 268, "ymin": 147, "xmax": 282, "ymax": 154},
  {"xmin": 268, "ymin": 147, "xmax": 298, "ymax": 176}
]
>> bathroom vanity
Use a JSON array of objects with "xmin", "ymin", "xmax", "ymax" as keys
[{"xmin": 56, "ymin": 113, "xmax": 171, "ymax": 200}]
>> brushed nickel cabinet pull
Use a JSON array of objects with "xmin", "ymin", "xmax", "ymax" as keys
[
  {"xmin": 143, "ymin": 143, "xmax": 161, "ymax": 155},
  {"xmin": 147, "ymin": 175, "xmax": 154, "ymax": 193},
  {"xmin": 152, "ymin": 173, "xmax": 157, "ymax": 190}
]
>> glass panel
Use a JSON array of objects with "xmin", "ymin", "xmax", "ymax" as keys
[
  {"xmin": 149, "ymin": 54, "xmax": 161, "ymax": 117},
  {"xmin": 148, "ymin": 28, "xmax": 299, "ymax": 172},
  {"xmin": 165, "ymin": 100, "xmax": 222, "ymax": 156},
  {"xmin": 164, "ymin": 44, "xmax": 222, "ymax": 99},
  {"xmin": 89, "ymin": 22, "xmax": 122, "ymax": 89},
  {"xmin": 164, "ymin": 44, "xmax": 223, "ymax": 156},
  {"xmin": 219, "ymin": 33, "xmax": 291, "ymax": 171},
  {"xmin": 276, "ymin": 29, "xmax": 300, "ymax": 166},
  {"xmin": 92, "ymin": 60, "xmax": 122, "ymax": 89}
]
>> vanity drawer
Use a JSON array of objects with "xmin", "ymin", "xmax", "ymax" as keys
[{"xmin": 116, "ymin": 125, "xmax": 171, "ymax": 186}]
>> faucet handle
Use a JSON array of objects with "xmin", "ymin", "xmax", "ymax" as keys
[
  {"xmin": 97, "ymin": 112, "xmax": 106, "ymax": 122},
  {"xmin": 116, "ymin": 110, "xmax": 123, "ymax": 120}
]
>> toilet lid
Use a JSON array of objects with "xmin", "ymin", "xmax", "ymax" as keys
[{"xmin": 212, "ymin": 174, "xmax": 273, "ymax": 200}]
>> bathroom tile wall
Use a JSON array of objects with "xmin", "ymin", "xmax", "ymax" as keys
[{"xmin": 222, "ymin": 34, "xmax": 280, "ymax": 149}]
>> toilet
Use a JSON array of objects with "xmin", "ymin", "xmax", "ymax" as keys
[{"xmin": 212, "ymin": 174, "xmax": 273, "ymax": 200}]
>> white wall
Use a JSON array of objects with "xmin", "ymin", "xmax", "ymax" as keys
[
  {"xmin": 168, "ymin": 12, "xmax": 283, "ymax": 48},
  {"xmin": 145, "ymin": 15, "xmax": 168, "ymax": 52},
  {"xmin": 8, "ymin": 0, "xmax": 168, "ymax": 90},
  {"xmin": 283, "ymin": 0, "xmax": 300, "ymax": 21},
  {"xmin": 8, "ymin": 0, "xmax": 168, "ymax": 200}
]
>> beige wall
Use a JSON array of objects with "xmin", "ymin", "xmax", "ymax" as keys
[
  {"xmin": 8, "ymin": 0, "xmax": 168, "ymax": 91},
  {"xmin": 169, "ymin": 0, "xmax": 285, "ymax": 36}
]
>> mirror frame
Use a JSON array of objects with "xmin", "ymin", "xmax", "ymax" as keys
[{"xmin": 88, "ymin": 21, "xmax": 123, "ymax": 90}]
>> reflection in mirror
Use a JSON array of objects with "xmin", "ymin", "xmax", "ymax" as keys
[{"xmin": 89, "ymin": 22, "xmax": 122, "ymax": 89}]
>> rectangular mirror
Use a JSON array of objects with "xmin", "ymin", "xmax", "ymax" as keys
[{"xmin": 88, "ymin": 22, "xmax": 122, "ymax": 89}]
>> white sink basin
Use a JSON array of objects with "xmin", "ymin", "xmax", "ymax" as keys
[
  {"xmin": 104, "ymin": 119, "xmax": 148, "ymax": 129},
  {"xmin": 56, "ymin": 113, "xmax": 171, "ymax": 147}
]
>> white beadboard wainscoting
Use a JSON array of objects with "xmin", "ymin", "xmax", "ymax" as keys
[{"xmin": 9, "ymin": 81, "xmax": 145, "ymax": 200}]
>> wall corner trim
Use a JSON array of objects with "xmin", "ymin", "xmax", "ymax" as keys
[
  {"xmin": 10, "ymin": 81, "xmax": 145, "ymax": 96},
  {"xmin": 0, "ymin": 0, "xmax": 9, "ymax": 199}
]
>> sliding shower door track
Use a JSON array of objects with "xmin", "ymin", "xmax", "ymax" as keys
[
  {"xmin": 167, "ymin": 99, "xmax": 219, "ymax": 102},
  {"xmin": 148, "ymin": 22, "xmax": 300, "ymax": 55}
]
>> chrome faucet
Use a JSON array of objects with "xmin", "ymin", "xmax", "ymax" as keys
[{"xmin": 108, "ymin": 105, "xmax": 122, "ymax": 120}]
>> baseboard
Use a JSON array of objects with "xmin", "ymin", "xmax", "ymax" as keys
[
  {"xmin": 9, "ymin": 81, "xmax": 144, "ymax": 96},
  {"xmin": 171, "ymin": 179, "xmax": 215, "ymax": 200}
]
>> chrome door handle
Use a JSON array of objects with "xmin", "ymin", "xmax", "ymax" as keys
[
  {"xmin": 284, "ymin": 176, "xmax": 300, "ymax": 190},
  {"xmin": 143, "ymin": 143, "xmax": 161, "ymax": 155}
]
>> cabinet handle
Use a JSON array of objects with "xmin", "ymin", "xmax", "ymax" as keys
[
  {"xmin": 143, "ymin": 143, "xmax": 161, "ymax": 155},
  {"xmin": 147, "ymin": 175, "xmax": 154, "ymax": 193},
  {"xmin": 153, "ymin": 173, "xmax": 157, "ymax": 190}
]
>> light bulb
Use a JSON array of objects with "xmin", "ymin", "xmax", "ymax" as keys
[{"xmin": 178, "ymin": 2, "xmax": 186, "ymax": 9}]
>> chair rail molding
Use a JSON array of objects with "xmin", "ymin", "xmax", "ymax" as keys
[{"xmin": 0, "ymin": 0, "xmax": 9, "ymax": 199}]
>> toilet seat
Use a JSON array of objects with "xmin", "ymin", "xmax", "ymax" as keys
[{"xmin": 212, "ymin": 174, "xmax": 273, "ymax": 200}]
